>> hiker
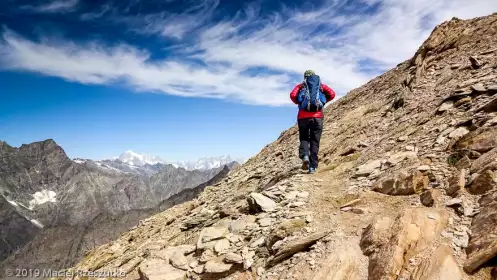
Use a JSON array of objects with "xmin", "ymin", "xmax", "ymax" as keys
[{"xmin": 290, "ymin": 70, "xmax": 336, "ymax": 174}]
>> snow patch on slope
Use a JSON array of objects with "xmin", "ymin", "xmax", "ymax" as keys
[
  {"xmin": 7, "ymin": 199, "xmax": 18, "ymax": 207},
  {"xmin": 30, "ymin": 219, "xmax": 44, "ymax": 228},
  {"xmin": 28, "ymin": 190, "xmax": 57, "ymax": 210}
]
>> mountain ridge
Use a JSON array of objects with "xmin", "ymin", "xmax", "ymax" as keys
[{"xmin": 0, "ymin": 139, "xmax": 238, "ymax": 270}]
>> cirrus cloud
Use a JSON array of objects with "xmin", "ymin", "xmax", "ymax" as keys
[{"xmin": 1, "ymin": 0, "xmax": 497, "ymax": 106}]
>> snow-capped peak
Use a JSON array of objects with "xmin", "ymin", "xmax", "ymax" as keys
[
  {"xmin": 117, "ymin": 150, "xmax": 164, "ymax": 166},
  {"xmin": 175, "ymin": 155, "xmax": 243, "ymax": 171}
]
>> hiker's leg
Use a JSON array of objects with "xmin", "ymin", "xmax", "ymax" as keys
[
  {"xmin": 309, "ymin": 118, "xmax": 323, "ymax": 168},
  {"xmin": 298, "ymin": 118, "xmax": 310, "ymax": 159}
]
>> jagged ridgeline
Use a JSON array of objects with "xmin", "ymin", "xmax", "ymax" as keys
[
  {"xmin": 0, "ymin": 139, "xmax": 238, "ymax": 273},
  {"xmin": 3, "ymin": 12, "xmax": 497, "ymax": 280}
]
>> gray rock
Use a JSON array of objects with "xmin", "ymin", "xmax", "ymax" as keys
[
  {"xmin": 471, "ymin": 83, "xmax": 486, "ymax": 92},
  {"xmin": 267, "ymin": 231, "xmax": 328, "ymax": 267},
  {"xmin": 438, "ymin": 101, "xmax": 454, "ymax": 112},
  {"xmin": 297, "ymin": 191, "xmax": 310, "ymax": 198},
  {"xmin": 257, "ymin": 267, "xmax": 265, "ymax": 276},
  {"xmin": 453, "ymin": 232, "xmax": 469, "ymax": 248},
  {"xmin": 193, "ymin": 265, "xmax": 204, "ymax": 274},
  {"xmin": 250, "ymin": 237, "xmax": 265, "ymax": 248},
  {"xmin": 446, "ymin": 198, "xmax": 463, "ymax": 207},
  {"xmin": 355, "ymin": 160, "xmax": 383, "ymax": 177},
  {"xmin": 224, "ymin": 252, "xmax": 243, "ymax": 264},
  {"xmin": 214, "ymin": 238, "xmax": 230, "ymax": 254},
  {"xmin": 417, "ymin": 165, "xmax": 431, "ymax": 171},
  {"xmin": 204, "ymin": 261, "xmax": 232, "ymax": 273},
  {"xmin": 285, "ymin": 191, "xmax": 300, "ymax": 200},
  {"xmin": 199, "ymin": 249, "xmax": 216, "ymax": 263},
  {"xmin": 170, "ymin": 251, "xmax": 189, "ymax": 270},
  {"xmin": 289, "ymin": 201, "xmax": 306, "ymax": 208},
  {"xmin": 200, "ymin": 227, "xmax": 229, "ymax": 243},
  {"xmin": 138, "ymin": 259, "xmax": 186, "ymax": 280},
  {"xmin": 248, "ymin": 193, "xmax": 277, "ymax": 212},
  {"xmin": 448, "ymin": 127, "xmax": 470, "ymax": 139}
]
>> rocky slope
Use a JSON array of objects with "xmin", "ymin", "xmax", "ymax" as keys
[
  {"xmin": 0, "ymin": 140, "xmax": 237, "ymax": 271},
  {"xmin": 11, "ymin": 13, "xmax": 497, "ymax": 280}
]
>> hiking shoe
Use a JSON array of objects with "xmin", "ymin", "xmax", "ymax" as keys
[
  {"xmin": 301, "ymin": 155, "xmax": 309, "ymax": 170},
  {"xmin": 308, "ymin": 167, "xmax": 316, "ymax": 174}
]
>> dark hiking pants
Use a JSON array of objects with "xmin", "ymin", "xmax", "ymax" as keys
[{"xmin": 298, "ymin": 117, "xmax": 323, "ymax": 169}]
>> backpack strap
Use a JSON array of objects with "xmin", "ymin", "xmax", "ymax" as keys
[{"xmin": 303, "ymin": 79, "xmax": 311, "ymax": 111}]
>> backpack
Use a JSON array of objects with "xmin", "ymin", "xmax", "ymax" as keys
[{"xmin": 297, "ymin": 74, "xmax": 327, "ymax": 112}]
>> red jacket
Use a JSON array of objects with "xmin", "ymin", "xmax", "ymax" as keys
[{"xmin": 290, "ymin": 82, "xmax": 336, "ymax": 119}]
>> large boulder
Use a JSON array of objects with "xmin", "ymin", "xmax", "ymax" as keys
[
  {"xmin": 470, "ymin": 147, "xmax": 497, "ymax": 173},
  {"xmin": 452, "ymin": 127, "xmax": 497, "ymax": 153},
  {"xmin": 360, "ymin": 208, "xmax": 449, "ymax": 280},
  {"xmin": 467, "ymin": 170, "xmax": 496, "ymax": 195},
  {"xmin": 372, "ymin": 169, "xmax": 428, "ymax": 195},
  {"xmin": 464, "ymin": 201, "xmax": 497, "ymax": 273},
  {"xmin": 410, "ymin": 245, "xmax": 462, "ymax": 280}
]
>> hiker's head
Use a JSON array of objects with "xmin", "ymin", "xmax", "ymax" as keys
[{"xmin": 304, "ymin": 70, "xmax": 315, "ymax": 78}]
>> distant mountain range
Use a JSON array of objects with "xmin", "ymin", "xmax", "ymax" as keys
[
  {"xmin": 0, "ymin": 139, "xmax": 240, "ymax": 271},
  {"xmin": 92, "ymin": 150, "xmax": 245, "ymax": 171}
]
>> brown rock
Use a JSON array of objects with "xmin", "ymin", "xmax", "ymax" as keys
[
  {"xmin": 464, "ymin": 201, "xmax": 497, "ymax": 273},
  {"xmin": 446, "ymin": 170, "xmax": 466, "ymax": 197},
  {"xmin": 420, "ymin": 189, "xmax": 441, "ymax": 207},
  {"xmin": 411, "ymin": 245, "xmax": 462, "ymax": 280},
  {"xmin": 479, "ymin": 97, "xmax": 497, "ymax": 113},
  {"xmin": 454, "ymin": 155, "xmax": 471, "ymax": 169},
  {"xmin": 471, "ymin": 147, "xmax": 497, "ymax": 173},
  {"xmin": 467, "ymin": 170, "xmax": 496, "ymax": 195},
  {"xmin": 360, "ymin": 208, "xmax": 449, "ymax": 280},
  {"xmin": 469, "ymin": 56, "xmax": 482, "ymax": 69},
  {"xmin": 453, "ymin": 127, "xmax": 497, "ymax": 153},
  {"xmin": 372, "ymin": 169, "xmax": 428, "ymax": 195},
  {"xmin": 267, "ymin": 231, "xmax": 328, "ymax": 267},
  {"xmin": 478, "ymin": 192, "xmax": 497, "ymax": 207}
]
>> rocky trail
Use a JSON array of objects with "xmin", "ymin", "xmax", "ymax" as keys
[{"xmin": 58, "ymin": 13, "xmax": 497, "ymax": 280}]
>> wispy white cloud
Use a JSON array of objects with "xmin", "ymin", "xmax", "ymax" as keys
[
  {"xmin": 2, "ymin": 0, "xmax": 497, "ymax": 106},
  {"xmin": 22, "ymin": 0, "xmax": 80, "ymax": 13},
  {"xmin": 108, "ymin": 0, "xmax": 220, "ymax": 40}
]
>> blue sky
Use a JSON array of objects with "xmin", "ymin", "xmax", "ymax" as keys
[{"xmin": 0, "ymin": 0, "xmax": 496, "ymax": 161}]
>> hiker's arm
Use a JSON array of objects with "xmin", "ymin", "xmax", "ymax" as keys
[
  {"xmin": 321, "ymin": 84, "xmax": 336, "ymax": 102},
  {"xmin": 289, "ymin": 84, "xmax": 302, "ymax": 104}
]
